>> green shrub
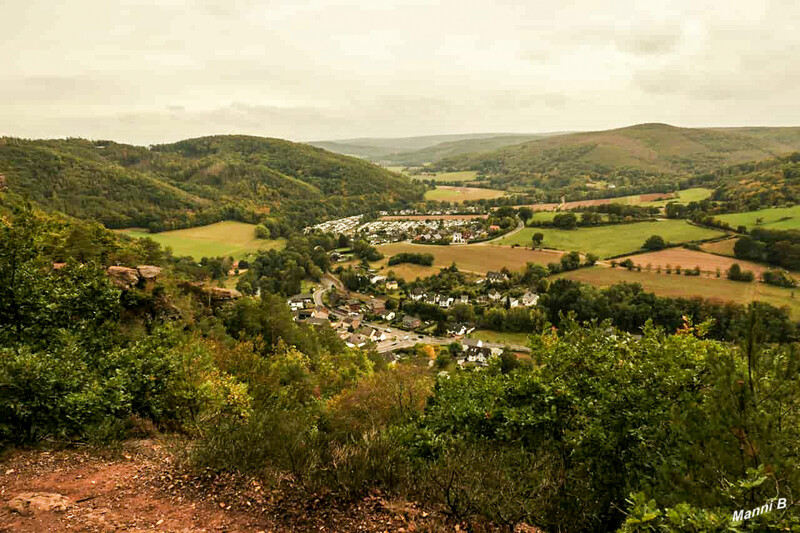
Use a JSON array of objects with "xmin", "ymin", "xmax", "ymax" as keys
[{"xmin": 727, "ymin": 263, "xmax": 755, "ymax": 282}]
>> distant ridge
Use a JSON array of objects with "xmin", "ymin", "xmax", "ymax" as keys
[
  {"xmin": 428, "ymin": 123, "xmax": 800, "ymax": 189},
  {"xmin": 309, "ymin": 132, "xmax": 567, "ymax": 163}
]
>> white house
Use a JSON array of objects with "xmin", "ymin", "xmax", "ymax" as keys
[
  {"xmin": 439, "ymin": 296, "xmax": 454, "ymax": 309},
  {"xmin": 522, "ymin": 291, "xmax": 539, "ymax": 306}
]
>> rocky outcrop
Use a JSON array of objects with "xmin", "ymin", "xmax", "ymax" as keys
[
  {"xmin": 7, "ymin": 492, "xmax": 71, "ymax": 516},
  {"xmin": 209, "ymin": 287, "xmax": 243, "ymax": 301},
  {"xmin": 105, "ymin": 265, "xmax": 161, "ymax": 288},
  {"xmin": 107, "ymin": 266, "xmax": 140, "ymax": 289},
  {"xmin": 179, "ymin": 282, "xmax": 242, "ymax": 303},
  {"xmin": 136, "ymin": 265, "xmax": 162, "ymax": 280}
]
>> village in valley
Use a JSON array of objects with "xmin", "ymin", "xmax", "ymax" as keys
[{"xmin": 286, "ymin": 261, "xmax": 537, "ymax": 368}]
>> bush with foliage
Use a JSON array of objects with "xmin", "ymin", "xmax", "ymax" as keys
[
  {"xmin": 0, "ymin": 207, "xmax": 248, "ymax": 444},
  {"xmin": 762, "ymin": 269, "xmax": 797, "ymax": 288},
  {"xmin": 727, "ymin": 263, "xmax": 755, "ymax": 282},
  {"xmin": 643, "ymin": 234, "xmax": 666, "ymax": 250},
  {"xmin": 388, "ymin": 252, "xmax": 434, "ymax": 266}
]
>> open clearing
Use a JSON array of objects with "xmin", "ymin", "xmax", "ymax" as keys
[
  {"xmin": 701, "ymin": 237, "xmax": 738, "ymax": 257},
  {"xmin": 380, "ymin": 214, "xmax": 488, "ymax": 220},
  {"xmin": 371, "ymin": 260, "xmax": 441, "ymax": 281},
  {"xmin": 555, "ymin": 266, "xmax": 800, "ymax": 318},
  {"xmin": 514, "ymin": 188, "xmax": 714, "ymax": 211},
  {"xmin": 120, "ymin": 221, "xmax": 285, "ymax": 260},
  {"xmin": 640, "ymin": 187, "xmax": 713, "ymax": 207},
  {"xmin": 497, "ymin": 220, "xmax": 725, "ymax": 258},
  {"xmin": 615, "ymin": 247, "xmax": 771, "ymax": 276},
  {"xmin": 375, "ymin": 242, "xmax": 565, "ymax": 276},
  {"xmin": 525, "ymin": 212, "xmax": 609, "ymax": 224},
  {"xmin": 425, "ymin": 186, "xmax": 506, "ymax": 203},
  {"xmin": 411, "ymin": 170, "xmax": 479, "ymax": 182},
  {"xmin": 468, "ymin": 330, "xmax": 532, "ymax": 346},
  {"xmin": 715, "ymin": 205, "xmax": 800, "ymax": 230},
  {"xmin": 383, "ymin": 167, "xmax": 480, "ymax": 183}
]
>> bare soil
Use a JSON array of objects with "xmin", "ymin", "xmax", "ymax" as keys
[
  {"xmin": 615, "ymin": 247, "xmax": 770, "ymax": 276},
  {"xmin": 0, "ymin": 441, "xmax": 460, "ymax": 533}
]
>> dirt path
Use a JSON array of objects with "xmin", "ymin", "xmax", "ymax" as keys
[
  {"xmin": 1, "ymin": 441, "xmax": 275, "ymax": 533},
  {"xmin": 1, "ymin": 441, "xmax": 460, "ymax": 533}
]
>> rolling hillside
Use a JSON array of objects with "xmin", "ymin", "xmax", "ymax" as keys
[
  {"xmin": 309, "ymin": 132, "xmax": 553, "ymax": 163},
  {"xmin": 432, "ymin": 123, "xmax": 800, "ymax": 190},
  {"xmin": 381, "ymin": 134, "xmax": 547, "ymax": 165},
  {"xmin": 0, "ymin": 135, "xmax": 424, "ymax": 231}
]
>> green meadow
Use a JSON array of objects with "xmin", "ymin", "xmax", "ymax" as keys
[
  {"xmin": 640, "ymin": 187, "xmax": 714, "ymax": 207},
  {"xmin": 120, "ymin": 221, "xmax": 285, "ymax": 260},
  {"xmin": 715, "ymin": 205, "xmax": 800, "ymax": 230},
  {"xmin": 498, "ymin": 220, "xmax": 725, "ymax": 258}
]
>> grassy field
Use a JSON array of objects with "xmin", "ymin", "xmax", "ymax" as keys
[
  {"xmin": 527, "ymin": 211, "xmax": 559, "ymax": 223},
  {"xmin": 375, "ymin": 242, "xmax": 564, "ymax": 276},
  {"xmin": 120, "ymin": 221, "xmax": 285, "ymax": 260},
  {"xmin": 616, "ymin": 247, "xmax": 770, "ymax": 276},
  {"xmin": 385, "ymin": 166, "xmax": 409, "ymax": 174},
  {"xmin": 372, "ymin": 261, "xmax": 441, "ymax": 281},
  {"xmin": 386, "ymin": 167, "xmax": 480, "ymax": 183},
  {"xmin": 640, "ymin": 187, "xmax": 714, "ymax": 207},
  {"xmin": 497, "ymin": 220, "xmax": 725, "ymax": 258},
  {"xmin": 467, "ymin": 330, "xmax": 531, "ymax": 346},
  {"xmin": 701, "ymin": 237, "xmax": 738, "ymax": 257},
  {"xmin": 425, "ymin": 186, "xmax": 506, "ymax": 203},
  {"xmin": 715, "ymin": 205, "xmax": 800, "ymax": 230},
  {"xmin": 412, "ymin": 170, "xmax": 479, "ymax": 182},
  {"xmin": 514, "ymin": 188, "xmax": 713, "ymax": 211},
  {"xmin": 525, "ymin": 212, "xmax": 609, "ymax": 225},
  {"xmin": 555, "ymin": 266, "xmax": 800, "ymax": 317}
]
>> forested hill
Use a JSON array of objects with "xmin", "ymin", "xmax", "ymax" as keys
[
  {"xmin": 712, "ymin": 152, "xmax": 800, "ymax": 209},
  {"xmin": 309, "ymin": 132, "xmax": 553, "ymax": 163},
  {"xmin": 376, "ymin": 134, "xmax": 548, "ymax": 165},
  {"xmin": 430, "ymin": 123, "xmax": 800, "ymax": 190},
  {"xmin": 0, "ymin": 135, "xmax": 423, "ymax": 231}
]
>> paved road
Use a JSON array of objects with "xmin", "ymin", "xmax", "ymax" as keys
[
  {"xmin": 313, "ymin": 286, "xmax": 326, "ymax": 307},
  {"xmin": 480, "ymin": 216, "xmax": 525, "ymax": 245},
  {"xmin": 314, "ymin": 273, "xmax": 346, "ymax": 307}
]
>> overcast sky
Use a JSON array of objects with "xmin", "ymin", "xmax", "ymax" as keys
[{"xmin": 2, "ymin": 0, "xmax": 799, "ymax": 144}]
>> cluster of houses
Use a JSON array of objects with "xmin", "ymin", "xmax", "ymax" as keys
[
  {"xmin": 303, "ymin": 211, "xmax": 495, "ymax": 246},
  {"xmin": 288, "ymin": 291, "xmax": 399, "ymax": 349},
  {"xmin": 392, "ymin": 206, "xmax": 485, "ymax": 216},
  {"xmin": 408, "ymin": 285, "xmax": 539, "ymax": 309},
  {"xmin": 360, "ymin": 218, "xmax": 486, "ymax": 245},
  {"xmin": 305, "ymin": 214, "xmax": 363, "ymax": 236}
]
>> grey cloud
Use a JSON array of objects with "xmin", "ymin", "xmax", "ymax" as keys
[
  {"xmin": 615, "ymin": 26, "xmax": 684, "ymax": 56},
  {"xmin": 2, "ymin": 0, "xmax": 800, "ymax": 142}
]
